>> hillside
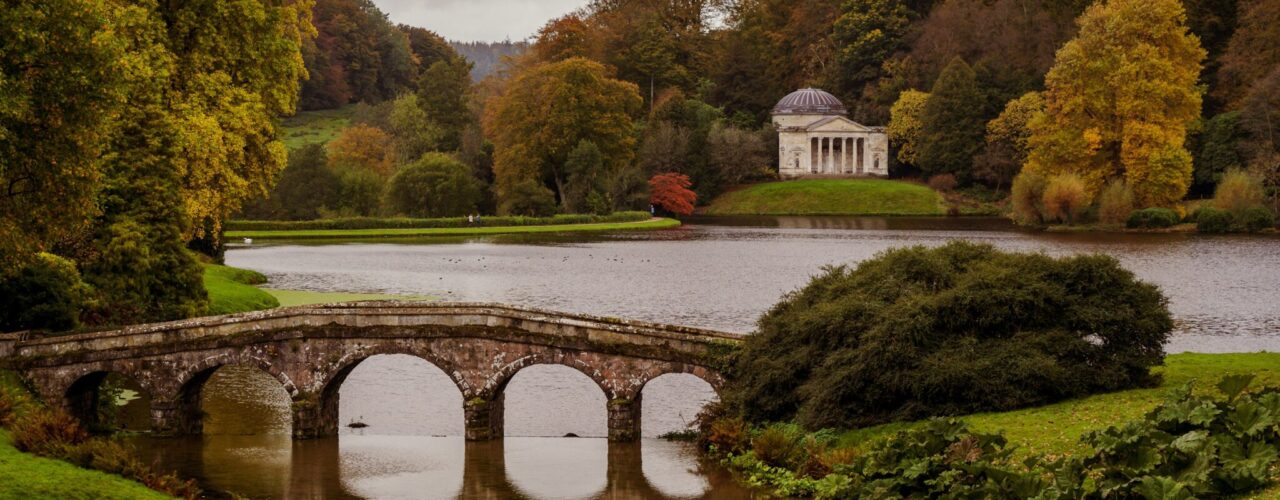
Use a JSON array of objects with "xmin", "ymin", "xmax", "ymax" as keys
[
  {"xmin": 280, "ymin": 105, "xmax": 354, "ymax": 150},
  {"xmin": 702, "ymin": 179, "xmax": 947, "ymax": 216}
]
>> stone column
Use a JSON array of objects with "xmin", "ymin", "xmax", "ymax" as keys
[
  {"xmin": 810, "ymin": 137, "xmax": 819, "ymax": 173},
  {"xmin": 857, "ymin": 138, "xmax": 865, "ymax": 174},
  {"xmin": 151, "ymin": 397, "xmax": 202, "ymax": 436},
  {"xmin": 834, "ymin": 137, "xmax": 843, "ymax": 173},
  {"xmin": 465, "ymin": 396, "xmax": 504, "ymax": 441},
  {"xmin": 847, "ymin": 138, "xmax": 854, "ymax": 173},
  {"xmin": 607, "ymin": 397, "xmax": 641, "ymax": 442},
  {"xmin": 292, "ymin": 392, "xmax": 337, "ymax": 439}
]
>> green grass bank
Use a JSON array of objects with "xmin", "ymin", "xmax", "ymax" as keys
[
  {"xmin": 202, "ymin": 264, "xmax": 427, "ymax": 315},
  {"xmin": 0, "ymin": 373, "xmax": 174, "ymax": 500},
  {"xmin": 281, "ymin": 105, "xmax": 354, "ymax": 150},
  {"xmin": 702, "ymin": 179, "xmax": 947, "ymax": 216},
  {"xmin": 837, "ymin": 352, "xmax": 1280, "ymax": 460},
  {"xmin": 226, "ymin": 217, "xmax": 679, "ymax": 241}
]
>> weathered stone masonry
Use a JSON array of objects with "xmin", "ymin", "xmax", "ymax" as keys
[{"xmin": 4, "ymin": 302, "xmax": 740, "ymax": 442}]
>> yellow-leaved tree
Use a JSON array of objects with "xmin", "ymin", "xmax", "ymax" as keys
[
  {"xmin": 1023, "ymin": 0, "xmax": 1205, "ymax": 208},
  {"xmin": 484, "ymin": 57, "xmax": 642, "ymax": 212}
]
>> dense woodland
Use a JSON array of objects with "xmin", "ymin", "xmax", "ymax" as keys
[
  {"xmin": 255, "ymin": 0, "xmax": 1278, "ymax": 228},
  {"xmin": 3, "ymin": 0, "xmax": 1280, "ymax": 330}
]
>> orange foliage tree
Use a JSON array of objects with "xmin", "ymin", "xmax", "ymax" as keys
[
  {"xmin": 326, "ymin": 124, "xmax": 395, "ymax": 177},
  {"xmin": 649, "ymin": 173, "xmax": 697, "ymax": 216}
]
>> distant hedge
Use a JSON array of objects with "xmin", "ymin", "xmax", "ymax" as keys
[
  {"xmin": 226, "ymin": 211, "xmax": 651, "ymax": 231},
  {"xmin": 725, "ymin": 241, "xmax": 1173, "ymax": 429}
]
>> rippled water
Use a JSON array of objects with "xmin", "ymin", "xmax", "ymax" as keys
[
  {"xmin": 229, "ymin": 216, "xmax": 1280, "ymax": 353},
  {"xmin": 129, "ymin": 216, "xmax": 1279, "ymax": 498}
]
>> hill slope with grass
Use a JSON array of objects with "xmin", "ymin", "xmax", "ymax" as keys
[
  {"xmin": 702, "ymin": 179, "xmax": 947, "ymax": 216},
  {"xmin": 281, "ymin": 105, "xmax": 354, "ymax": 150}
]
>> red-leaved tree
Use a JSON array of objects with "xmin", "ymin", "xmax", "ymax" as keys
[{"xmin": 649, "ymin": 173, "xmax": 697, "ymax": 216}]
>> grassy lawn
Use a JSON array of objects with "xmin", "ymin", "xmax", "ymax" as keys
[
  {"xmin": 281, "ymin": 105, "xmax": 355, "ymax": 150},
  {"xmin": 702, "ymin": 179, "xmax": 947, "ymax": 216},
  {"xmin": 226, "ymin": 217, "xmax": 680, "ymax": 240},
  {"xmin": 0, "ymin": 373, "xmax": 173, "ymax": 500},
  {"xmin": 0, "ymin": 429, "xmax": 173, "ymax": 500},
  {"xmin": 837, "ymin": 352, "xmax": 1280, "ymax": 462},
  {"xmin": 203, "ymin": 264, "xmax": 280, "ymax": 315}
]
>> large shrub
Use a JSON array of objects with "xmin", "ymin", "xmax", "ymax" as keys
[
  {"xmin": 725, "ymin": 242, "xmax": 1172, "ymax": 429},
  {"xmin": 1126, "ymin": 207, "xmax": 1180, "ymax": 228},
  {"xmin": 1097, "ymin": 180, "xmax": 1135, "ymax": 225},
  {"xmin": 383, "ymin": 153, "xmax": 485, "ymax": 217},
  {"xmin": 1041, "ymin": 173, "xmax": 1091, "ymax": 224},
  {"xmin": 1010, "ymin": 172, "xmax": 1047, "ymax": 224},
  {"xmin": 1195, "ymin": 207, "xmax": 1235, "ymax": 233},
  {"xmin": 0, "ymin": 253, "xmax": 90, "ymax": 332},
  {"xmin": 1213, "ymin": 169, "xmax": 1266, "ymax": 217},
  {"xmin": 1241, "ymin": 206, "xmax": 1276, "ymax": 232}
]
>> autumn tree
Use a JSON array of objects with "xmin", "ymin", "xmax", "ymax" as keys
[
  {"xmin": 916, "ymin": 58, "xmax": 990, "ymax": 181},
  {"xmin": 302, "ymin": 0, "xmax": 415, "ymax": 109},
  {"xmin": 1024, "ymin": 0, "xmax": 1205, "ymax": 207},
  {"xmin": 0, "ymin": 0, "xmax": 128, "ymax": 273},
  {"xmin": 975, "ymin": 92, "xmax": 1044, "ymax": 190},
  {"xmin": 484, "ymin": 57, "xmax": 642, "ymax": 212},
  {"xmin": 400, "ymin": 25, "xmax": 457, "ymax": 74},
  {"xmin": 1213, "ymin": 0, "xmax": 1280, "ymax": 109},
  {"xmin": 327, "ymin": 125, "xmax": 395, "ymax": 178},
  {"xmin": 887, "ymin": 90, "xmax": 930, "ymax": 166},
  {"xmin": 649, "ymin": 172, "xmax": 697, "ymax": 216},
  {"xmin": 533, "ymin": 15, "xmax": 593, "ymax": 62}
]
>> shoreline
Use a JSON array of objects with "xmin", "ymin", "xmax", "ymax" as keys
[{"xmin": 226, "ymin": 217, "xmax": 680, "ymax": 240}]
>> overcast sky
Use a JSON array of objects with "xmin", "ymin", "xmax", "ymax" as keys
[{"xmin": 371, "ymin": 0, "xmax": 590, "ymax": 42}]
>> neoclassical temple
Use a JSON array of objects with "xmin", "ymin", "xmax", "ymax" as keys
[{"xmin": 772, "ymin": 88, "xmax": 889, "ymax": 178}]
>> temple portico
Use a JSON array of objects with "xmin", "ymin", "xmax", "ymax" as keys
[{"xmin": 772, "ymin": 88, "xmax": 889, "ymax": 178}]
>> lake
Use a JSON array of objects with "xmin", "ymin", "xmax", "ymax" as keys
[{"xmin": 134, "ymin": 216, "xmax": 1280, "ymax": 498}]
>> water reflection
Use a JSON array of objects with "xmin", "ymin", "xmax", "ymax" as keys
[{"xmin": 130, "ymin": 436, "xmax": 753, "ymax": 499}]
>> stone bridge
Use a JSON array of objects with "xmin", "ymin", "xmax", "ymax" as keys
[{"xmin": 1, "ymin": 302, "xmax": 740, "ymax": 441}]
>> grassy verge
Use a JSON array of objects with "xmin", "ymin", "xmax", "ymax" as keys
[
  {"xmin": 203, "ymin": 264, "xmax": 279, "ymax": 315},
  {"xmin": 835, "ymin": 353, "xmax": 1280, "ymax": 459},
  {"xmin": 226, "ymin": 217, "xmax": 680, "ymax": 240},
  {"xmin": 281, "ymin": 105, "xmax": 354, "ymax": 150},
  {"xmin": 265, "ymin": 289, "xmax": 431, "ymax": 307},
  {"xmin": 0, "ymin": 372, "xmax": 178, "ymax": 500},
  {"xmin": 702, "ymin": 179, "xmax": 947, "ymax": 216}
]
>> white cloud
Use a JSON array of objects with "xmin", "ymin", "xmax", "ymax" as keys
[{"xmin": 371, "ymin": 0, "xmax": 589, "ymax": 42}]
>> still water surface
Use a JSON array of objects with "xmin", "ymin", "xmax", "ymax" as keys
[{"xmin": 134, "ymin": 216, "xmax": 1279, "ymax": 498}]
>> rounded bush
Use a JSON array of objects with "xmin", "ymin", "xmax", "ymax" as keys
[
  {"xmin": 1241, "ymin": 207, "xmax": 1276, "ymax": 233},
  {"xmin": 1126, "ymin": 207, "xmax": 1180, "ymax": 229},
  {"xmin": 0, "ymin": 253, "xmax": 90, "ymax": 333},
  {"xmin": 725, "ymin": 241, "xmax": 1172, "ymax": 429},
  {"xmin": 1195, "ymin": 207, "xmax": 1235, "ymax": 233},
  {"xmin": 383, "ymin": 153, "xmax": 484, "ymax": 218}
]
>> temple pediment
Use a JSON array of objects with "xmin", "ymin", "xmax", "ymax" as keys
[{"xmin": 805, "ymin": 116, "xmax": 875, "ymax": 133}]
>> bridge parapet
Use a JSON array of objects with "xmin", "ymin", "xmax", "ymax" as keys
[{"xmin": 6, "ymin": 302, "xmax": 741, "ymax": 442}]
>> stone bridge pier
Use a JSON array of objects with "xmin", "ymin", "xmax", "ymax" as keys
[{"xmin": 6, "ymin": 303, "xmax": 738, "ymax": 442}]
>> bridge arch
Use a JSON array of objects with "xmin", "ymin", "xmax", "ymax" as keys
[
  {"xmin": 312, "ymin": 347, "xmax": 469, "ymax": 437},
  {"xmin": 62, "ymin": 369, "xmax": 153, "ymax": 433},
  {"xmin": 164, "ymin": 354, "xmax": 296, "ymax": 436},
  {"xmin": 637, "ymin": 372, "xmax": 720, "ymax": 438}
]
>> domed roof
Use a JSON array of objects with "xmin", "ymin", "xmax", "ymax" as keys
[{"xmin": 772, "ymin": 88, "xmax": 846, "ymax": 116}]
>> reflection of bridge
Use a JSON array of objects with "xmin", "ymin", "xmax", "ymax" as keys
[{"xmin": 3, "ymin": 303, "xmax": 740, "ymax": 441}]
